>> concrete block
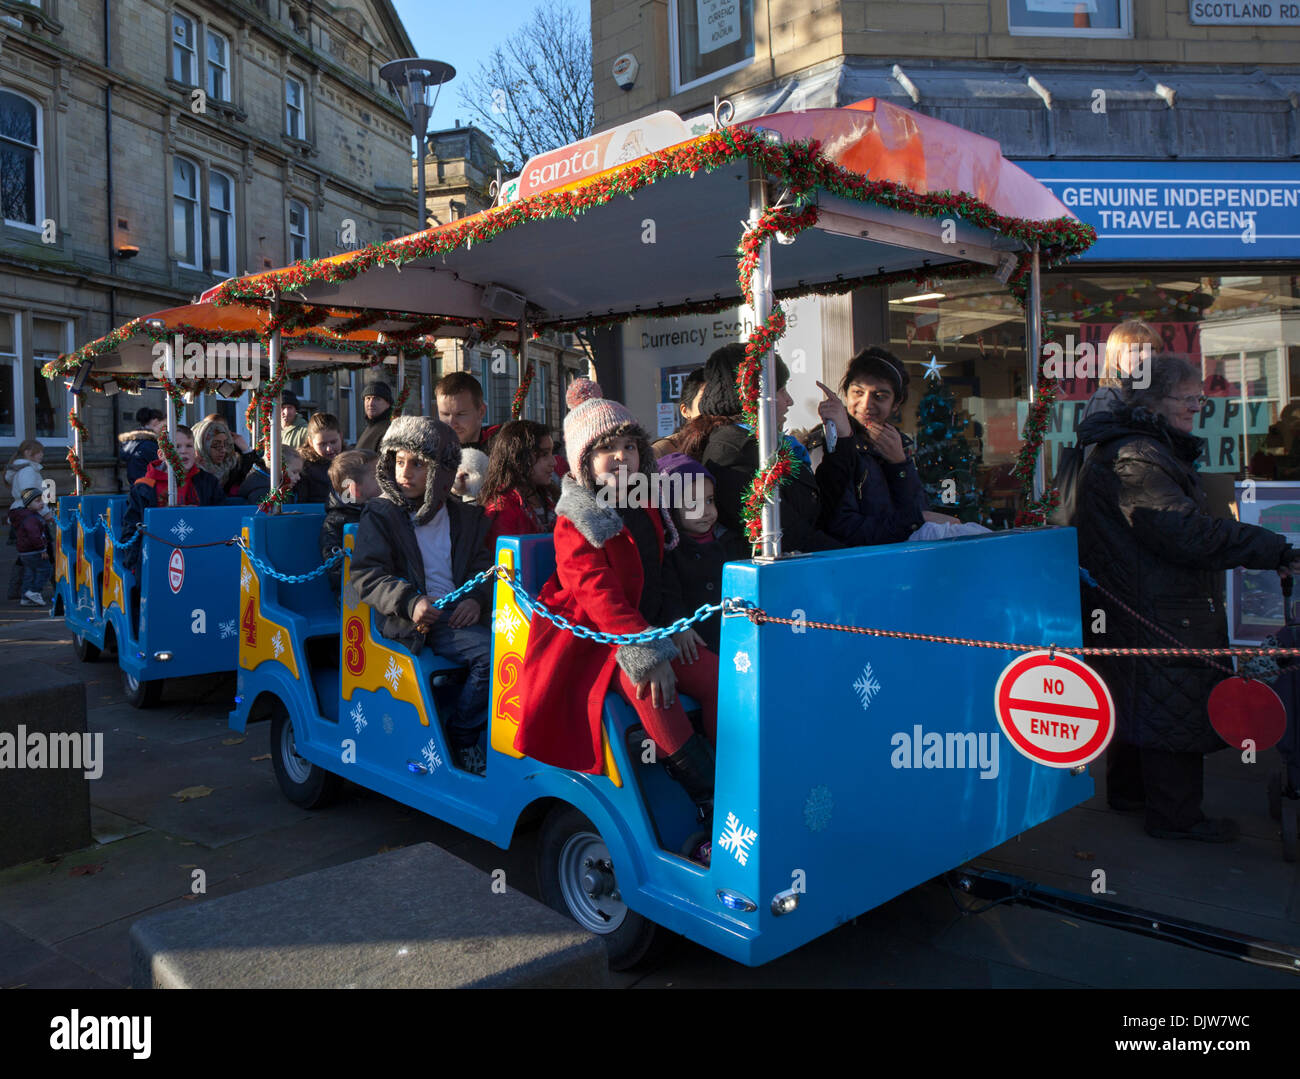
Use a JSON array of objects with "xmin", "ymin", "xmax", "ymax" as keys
[
  {"xmin": 130, "ymin": 843, "xmax": 611, "ymax": 988},
  {"xmin": 0, "ymin": 663, "xmax": 93, "ymax": 870}
]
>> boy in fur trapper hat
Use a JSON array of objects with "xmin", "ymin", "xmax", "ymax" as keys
[
  {"xmin": 517, "ymin": 380, "xmax": 718, "ymax": 863},
  {"xmin": 347, "ymin": 416, "xmax": 494, "ymax": 774}
]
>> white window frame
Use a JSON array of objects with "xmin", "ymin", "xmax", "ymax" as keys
[
  {"xmin": 0, "ymin": 88, "xmax": 44, "ymax": 231},
  {"xmin": 206, "ymin": 27, "xmax": 230, "ymax": 101},
  {"xmin": 285, "ymin": 75, "xmax": 305, "ymax": 139},
  {"xmin": 667, "ymin": 0, "xmax": 756, "ymax": 96},
  {"xmin": 287, "ymin": 199, "xmax": 310, "ymax": 261},
  {"xmin": 30, "ymin": 315, "xmax": 72, "ymax": 441},
  {"xmin": 172, "ymin": 11, "xmax": 199, "ymax": 86},
  {"xmin": 1007, "ymin": 0, "xmax": 1133, "ymax": 37},
  {"xmin": 207, "ymin": 167, "xmax": 236, "ymax": 277},
  {"xmin": 172, "ymin": 155, "xmax": 202, "ymax": 269}
]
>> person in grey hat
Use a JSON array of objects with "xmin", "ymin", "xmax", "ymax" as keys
[{"xmin": 355, "ymin": 379, "xmax": 394, "ymax": 453}]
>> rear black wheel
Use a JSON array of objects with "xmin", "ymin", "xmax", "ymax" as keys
[
  {"xmin": 270, "ymin": 702, "xmax": 342, "ymax": 809},
  {"xmin": 71, "ymin": 633, "xmax": 100, "ymax": 663},
  {"xmin": 537, "ymin": 804, "xmax": 662, "ymax": 971},
  {"xmin": 122, "ymin": 669, "xmax": 163, "ymax": 708}
]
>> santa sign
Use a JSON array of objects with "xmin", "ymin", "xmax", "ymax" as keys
[{"xmin": 993, "ymin": 651, "xmax": 1114, "ymax": 768}]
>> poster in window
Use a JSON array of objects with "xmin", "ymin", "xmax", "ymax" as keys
[
  {"xmin": 1026, "ymin": 0, "xmax": 1097, "ymax": 10},
  {"xmin": 698, "ymin": 0, "xmax": 741, "ymax": 55},
  {"xmin": 1227, "ymin": 482, "xmax": 1300, "ymax": 644}
]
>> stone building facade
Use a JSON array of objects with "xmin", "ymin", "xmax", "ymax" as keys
[{"xmin": 0, "ymin": 0, "xmax": 420, "ymax": 491}]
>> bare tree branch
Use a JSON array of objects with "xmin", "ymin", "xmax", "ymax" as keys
[{"xmin": 457, "ymin": 0, "xmax": 594, "ymax": 172}]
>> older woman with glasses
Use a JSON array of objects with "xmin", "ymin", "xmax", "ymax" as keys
[{"xmin": 1076, "ymin": 353, "xmax": 1299, "ymax": 842}]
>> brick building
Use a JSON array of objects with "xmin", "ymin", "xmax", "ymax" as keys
[{"xmin": 1, "ymin": 0, "xmax": 420, "ymax": 491}]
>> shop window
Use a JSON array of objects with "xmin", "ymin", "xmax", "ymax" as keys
[
  {"xmin": 31, "ymin": 316, "xmax": 68, "ymax": 438},
  {"xmin": 1008, "ymin": 0, "xmax": 1132, "ymax": 37},
  {"xmin": 669, "ymin": 0, "xmax": 755, "ymax": 94},
  {"xmin": 0, "ymin": 89, "xmax": 42, "ymax": 228},
  {"xmin": 0, "ymin": 312, "xmax": 16, "ymax": 439}
]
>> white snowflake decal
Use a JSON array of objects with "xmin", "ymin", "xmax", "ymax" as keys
[
  {"xmin": 493, "ymin": 606, "xmax": 523, "ymax": 645},
  {"xmin": 382, "ymin": 714, "xmax": 394, "ymax": 735},
  {"xmin": 384, "ymin": 656, "xmax": 402, "ymax": 692},
  {"xmin": 420, "ymin": 738, "xmax": 442, "ymax": 772},
  {"xmin": 170, "ymin": 518, "xmax": 194, "ymax": 542},
  {"xmin": 733, "ymin": 651, "xmax": 751, "ymax": 674},
  {"xmin": 240, "ymin": 565, "xmax": 252, "ymax": 592},
  {"xmin": 218, "ymin": 619, "xmax": 236, "ymax": 640},
  {"xmin": 853, "ymin": 664, "xmax": 882, "ymax": 710},
  {"xmin": 350, "ymin": 700, "xmax": 367, "ymax": 733},
  {"xmin": 716, "ymin": 812, "xmax": 758, "ymax": 867},
  {"xmin": 271, "ymin": 631, "xmax": 284, "ymax": 658},
  {"xmin": 142, "ymin": 544, "xmax": 150, "ymax": 566}
]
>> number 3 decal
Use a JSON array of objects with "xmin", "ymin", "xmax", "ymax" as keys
[{"xmin": 344, "ymin": 617, "xmax": 365, "ymax": 676}]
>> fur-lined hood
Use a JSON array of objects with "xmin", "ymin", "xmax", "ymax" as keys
[
  {"xmin": 191, "ymin": 416, "xmax": 235, "ymax": 485},
  {"xmin": 118, "ymin": 429, "xmax": 158, "ymax": 445},
  {"xmin": 556, "ymin": 474, "xmax": 679, "ymax": 552},
  {"xmin": 377, "ymin": 415, "xmax": 462, "ymax": 525}
]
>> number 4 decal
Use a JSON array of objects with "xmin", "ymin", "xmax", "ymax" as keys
[{"xmin": 242, "ymin": 597, "xmax": 257, "ymax": 647}]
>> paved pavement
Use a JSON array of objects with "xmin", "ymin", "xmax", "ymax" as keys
[{"xmin": 2, "ymin": 602, "xmax": 1298, "ymax": 989}]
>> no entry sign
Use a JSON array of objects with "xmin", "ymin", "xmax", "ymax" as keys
[
  {"xmin": 168, "ymin": 548, "xmax": 185, "ymax": 594},
  {"xmin": 994, "ymin": 651, "xmax": 1114, "ymax": 768}
]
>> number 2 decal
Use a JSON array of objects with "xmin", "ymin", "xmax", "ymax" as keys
[
  {"xmin": 344, "ymin": 617, "xmax": 365, "ymax": 676},
  {"xmin": 242, "ymin": 597, "xmax": 257, "ymax": 647}
]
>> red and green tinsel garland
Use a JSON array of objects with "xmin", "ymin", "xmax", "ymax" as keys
[
  {"xmin": 1011, "ymin": 341, "xmax": 1064, "ymax": 527},
  {"xmin": 392, "ymin": 381, "xmax": 412, "ymax": 417},
  {"xmin": 511, "ymin": 363, "xmax": 535, "ymax": 421},
  {"xmin": 257, "ymin": 465, "xmax": 295, "ymax": 513},
  {"xmin": 66, "ymin": 405, "xmax": 92, "ymax": 491}
]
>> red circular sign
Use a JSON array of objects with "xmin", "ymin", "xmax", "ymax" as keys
[
  {"xmin": 168, "ymin": 549, "xmax": 185, "ymax": 594},
  {"xmin": 994, "ymin": 651, "xmax": 1115, "ymax": 768},
  {"xmin": 1209, "ymin": 677, "xmax": 1286, "ymax": 752}
]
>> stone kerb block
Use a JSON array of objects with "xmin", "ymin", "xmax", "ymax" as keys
[
  {"xmin": 130, "ymin": 844, "xmax": 611, "ymax": 988},
  {"xmin": 0, "ymin": 662, "xmax": 94, "ymax": 870}
]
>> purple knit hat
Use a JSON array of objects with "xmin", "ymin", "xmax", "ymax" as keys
[
  {"xmin": 563, "ymin": 378, "xmax": 642, "ymax": 474},
  {"xmin": 655, "ymin": 451, "xmax": 714, "ymax": 486}
]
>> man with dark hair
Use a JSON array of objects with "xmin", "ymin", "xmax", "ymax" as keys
[
  {"xmin": 355, "ymin": 379, "xmax": 394, "ymax": 453},
  {"xmin": 281, "ymin": 390, "xmax": 310, "ymax": 449},
  {"xmin": 436, "ymin": 370, "xmax": 501, "ymax": 454}
]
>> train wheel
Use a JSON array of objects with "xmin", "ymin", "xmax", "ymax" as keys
[
  {"xmin": 1282, "ymin": 801, "xmax": 1298, "ymax": 864},
  {"xmin": 71, "ymin": 633, "xmax": 100, "ymax": 663},
  {"xmin": 537, "ymin": 805, "xmax": 661, "ymax": 971},
  {"xmin": 122, "ymin": 669, "xmax": 162, "ymax": 708},
  {"xmin": 270, "ymin": 703, "xmax": 341, "ymax": 809}
]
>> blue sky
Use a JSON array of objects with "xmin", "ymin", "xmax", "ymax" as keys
[{"xmin": 389, "ymin": 0, "xmax": 590, "ymax": 133}]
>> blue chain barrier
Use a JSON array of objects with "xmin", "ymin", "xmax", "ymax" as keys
[{"xmin": 234, "ymin": 537, "xmax": 342, "ymax": 584}]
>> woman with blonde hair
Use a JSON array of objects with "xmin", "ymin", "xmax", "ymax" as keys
[{"xmin": 1081, "ymin": 320, "xmax": 1163, "ymax": 423}]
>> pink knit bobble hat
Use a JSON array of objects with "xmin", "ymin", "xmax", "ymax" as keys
[{"xmin": 563, "ymin": 378, "xmax": 642, "ymax": 473}]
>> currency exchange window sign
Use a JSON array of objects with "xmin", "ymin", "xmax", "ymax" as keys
[
  {"xmin": 670, "ymin": 0, "xmax": 754, "ymax": 94},
  {"xmin": 1008, "ymin": 0, "xmax": 1132, "ymax": 36}
]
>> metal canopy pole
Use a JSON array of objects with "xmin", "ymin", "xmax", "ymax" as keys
[
  {"xmin": 394, "ymin": 348, "xmax": 405, "ymax": 410},
  {"xmin": 164, "ymin": 335, "xmax": 178, "ymax": 507},
  {"xmin": 268, "ymin": 327, "xmax": 282, "ymax": 514},
  {"xmin": 518, "ymin": 299, "xmax": 529, "ymax": 415},
  {"xmin": 71, "ymin": 390, "xmax": 84, "ymax": 496},
  {"xmin": 1026, "ymin": 242, "xmax": 1045, "ymax": 501},
  {"xmin": 749, "ymin": 161, "xmax": 781, "ymax": 559}
]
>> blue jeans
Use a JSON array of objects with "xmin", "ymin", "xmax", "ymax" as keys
[
  {"xmin": 19, "ymin": 552, "xmax": 51, "ymax": 595},
  {"xmin": 424, "ymin": 622, "xmax": 491, "ymax": 749}
]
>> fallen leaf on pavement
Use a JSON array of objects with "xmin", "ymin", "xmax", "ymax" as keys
[
  {"xmin": 250, "ymin": 753, "xmax": 271, "ymax": 762},
  {"xmin": 222, "ymin": 737, "xmax": 245, "ymax": 746},
  {"xmin": 172, "ymin": 785, "xmax": 214, "ymax": 802},
  {"xmin": 1074, "ymin": 850, "xmax": 1095, "ymax": 860},
  {"xmin": 69, "ymin": 864, "xmax": 103, "ymax": 876}
]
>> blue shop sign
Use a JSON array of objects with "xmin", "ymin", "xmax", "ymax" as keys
[{"xmin": 1017, "ymin": 161, "xmax": 1300, "ymax": 261}]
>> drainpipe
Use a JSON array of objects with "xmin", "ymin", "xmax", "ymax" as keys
[{"xmin": 105, "ymin": 0, "xmax": 121, "ymax": 488}]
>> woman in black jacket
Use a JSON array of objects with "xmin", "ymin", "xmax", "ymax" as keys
[{"xmin": 1078, "ymin": 352, "xmax": 1298, "ymax": 842}]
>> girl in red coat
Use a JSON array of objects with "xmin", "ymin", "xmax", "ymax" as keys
[
  {"xmin": 479, "ymin": 420, "xmax": 558, "ymax": 551},
  {"xmin": 517, "ymin": 381, "xmax": 718, "ymax": 850}
]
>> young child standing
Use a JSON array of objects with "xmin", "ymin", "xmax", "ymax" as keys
[
  {"xmin": 518, "ymin": 381, "xmax": 718, "ymax": 856},
  {"xmin": 347, "ymin": 417, "xmax": 494, "ymax": 775},
  {"xmin": 9, "ymin": 487, "xmax": 53, "ymax": 605},
  {"xmin": 479, "ymin": 419, "xmax": 558, "ymax": 552},
  {"xmin": 320, "ymin": 449, "xmax": 379, "ymax": 597},
  {"xmin": 657, "ymin": 452, "xmax": 749, "ymax": 655}
]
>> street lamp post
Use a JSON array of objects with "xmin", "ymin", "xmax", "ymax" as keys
[{"xmin": 380, "ymin": 57, "xmax": 455, "ymax": 416}]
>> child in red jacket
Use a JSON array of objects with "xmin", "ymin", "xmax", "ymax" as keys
[
  {"xmin": 479, "ymin": 419, "xmax": 558, "ymax": 552},
  {"xmin": 517, "ymin": 381, "xmax": 718, "ymax": 853}
]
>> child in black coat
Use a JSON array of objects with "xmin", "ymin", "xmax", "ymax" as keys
[
  {"xmin": 658, "ymin": 452, "xmax": 749, "ymax": 655},
  {"xmin": 319, "ymin": 449, "xmax": 378, "ymax": 596}
]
